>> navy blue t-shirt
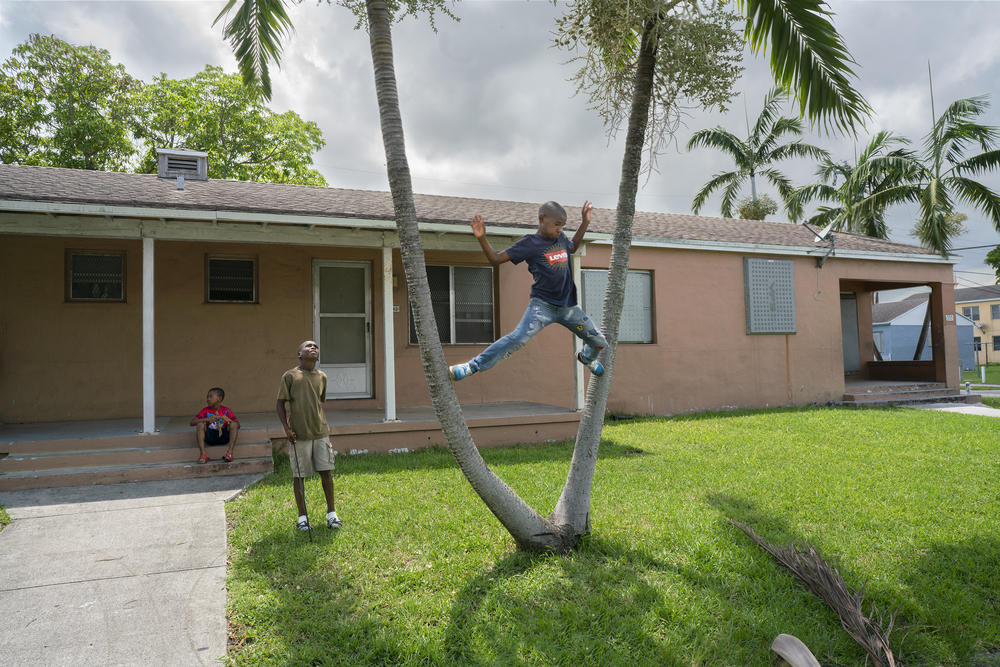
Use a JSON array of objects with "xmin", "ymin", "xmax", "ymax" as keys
[{"xmin": 505, "ymin": 232, "xmax": 577, "ymax": 307}]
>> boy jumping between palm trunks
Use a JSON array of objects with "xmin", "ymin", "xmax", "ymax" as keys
[{"xmin": 449, "ymin": 200, "xmax": 607, "ymax": 381}]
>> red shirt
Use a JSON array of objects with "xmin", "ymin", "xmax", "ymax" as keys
[{"xmin": 195, "ymin": 405, "xmax": 238, "ymax": 433}]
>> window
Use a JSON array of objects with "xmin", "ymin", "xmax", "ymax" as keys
[
  {"xmin": 744, "ymin": 257, "xmax": 796, "ymax": 334},
  {"xmin": 207, "ymin": 257, "xmax": 257, "ymax": 303},
  {"xmin": 67, "ymin": 251, "xmax": 125, "ymax": 301},
  {"xmin": 974, "ymin": 336, "xmax": 982, "ymax": 351},
  {"xmin": 409, "ymin": 265, "xmax": 494, "ymax": 344},
  {"xmin": 581, "ymin": 269, "xmax": 653, "ymax": 343},
  {"xmin": 994, "ymin": 335, "xmax": 1000, "ymax": 352},
  {"xmin": 962, "ymin": 305, "xmax": 980, "ymax": 320},
  {"xmin": 992, "ymin": 304, "xmax": 999, "ymax": 320}
]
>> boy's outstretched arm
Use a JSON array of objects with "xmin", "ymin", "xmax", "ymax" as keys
[
  {"xmin": 571, "ymin": 201, "xmax": 593, "ymax": 254},
  {"xmin": 471, "ymin": 214, "xmax": 511, "ymax": 267}
]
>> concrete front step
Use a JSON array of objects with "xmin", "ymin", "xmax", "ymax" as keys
[
  {"xmin": 0, "ymin": 442, "xmax": 272, "ymax": 472},
  {"xmin": 836, "ymin": 393, "xmax": 982, "ymax": 408},
  {"xmin": 842, "ymin": 387, "xmax": 960, "ymax": 402},
  {"xmin": 0, "ymin": 456, "xmax": 273, "ymax": 491},
  {"xmin": 4, "ymin": 429, "xmax": 270, "ymax": 455}
]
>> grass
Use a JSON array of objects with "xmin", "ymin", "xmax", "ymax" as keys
[
  {"xmin": 982, "ymin": 396, "xmax": 1000, "ymax": 410},
  {"xmin": 0, "ymin": 505, "xmax": 10, "ymax": 531},
  {"xmin": 962, "ymin": 362, "xmax": 1000, "ymax": 385},
  {"xmin": 226, "ymin": 407, "xmax": 1000, "ymax": 666}
]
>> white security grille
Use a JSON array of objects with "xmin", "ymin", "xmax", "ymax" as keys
[
  {"xmin": 582, "ymin": 269, "xmax": 653, "ymax": 343},
  {"xmin": 744, "ymin": 257, "xmax": 796, "ymax": 334},
  {"xmin": 70, "ymin": 253, "xmax": 124, "ymax": 300}
]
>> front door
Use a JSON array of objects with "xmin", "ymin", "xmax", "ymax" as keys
[
  {"xmin": 840, "ymin": 293, "xmax": 861, "ymax": 374},
  {"xmin": 313, "ymin": 260, "xmax": 372, "ymax": 398}
]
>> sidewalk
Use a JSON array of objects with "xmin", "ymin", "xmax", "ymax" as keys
[{"xmin": 0, "ymin": 474, "xmax": 263, "ymax": 666}]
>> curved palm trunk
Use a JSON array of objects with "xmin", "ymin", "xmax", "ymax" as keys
[
  {"xmin": 549, "ymin": 17, "xmax": 659, "ymax": 536},
  {"xmin": 364, "ymin": 0, "xmax": 568, "ymax": 552}
]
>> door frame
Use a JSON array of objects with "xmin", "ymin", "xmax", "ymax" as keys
[{"xmin": 312, "ymin": 259, "xmax": 373, "ymax": 399}]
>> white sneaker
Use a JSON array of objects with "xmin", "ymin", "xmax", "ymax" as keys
[
  {"xmin": 296, "ymin": 517, "xmax": 311, "ymax": 532},
  {"xmin": 327, "ymin": 512, "xmax": 342, "ymax": 529}
]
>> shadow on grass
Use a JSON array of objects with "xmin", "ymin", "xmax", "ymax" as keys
[{"xmin": 705, "ymin": 493, "xmax": 1000, "ymax": 665}]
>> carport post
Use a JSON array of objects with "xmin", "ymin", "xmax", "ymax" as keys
[
  {"xmin": 382, "ymin": 246, "xmax": 397, "ymax": 422},
  {"xmin": 142, "ymin": 235, "xmax": 156, "ymax": 434}
]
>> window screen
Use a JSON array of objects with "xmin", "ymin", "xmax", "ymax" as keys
[
  {"xmin": 991, "ymin": 304, "xmax": 999, "ymax": 320},
  {"xmin": 963, "ymin": 306, "xmax": 980, "ymax": 321},
  {"xmin": 582, "ymin": 269, "xmax": 653, "ymax": 343},
  {"xmin": 208, "ymin": 258, "xmax": 256, "ymax": 303},
  {"xmin": 409, "ymin": 265, "xmax": 494, "ymax": 344},
  {"xmin": 68, "ymin": 252, "xmax": 125, "ymax": 301},
  {"xmin": 744, "ymin": 257, "xmax": 796, "ymax": 334},
  {"xmin": 994, "ymin": 335, "xmax": 1000, "ymax": 352}
]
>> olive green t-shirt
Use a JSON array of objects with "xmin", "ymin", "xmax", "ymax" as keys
[{"xmin": 277, "ymin": 366, "xmax": 329, "ymax": 440}]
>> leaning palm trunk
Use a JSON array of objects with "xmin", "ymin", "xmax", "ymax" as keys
[
  {"xmin": 364, "ymin": 0, "xmax": 567, "ymax": 551},
  {"xmin": 549, "ymin": 17, "xmax": 659, "ymax": 535}
]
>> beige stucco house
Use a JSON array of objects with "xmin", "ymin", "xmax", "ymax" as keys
[{"xmin": 0, "ymin": 157, "xmax": 961, "ymax": 449}]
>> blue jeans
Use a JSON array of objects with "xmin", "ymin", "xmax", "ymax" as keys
[{"xmin": 470, "ymin": 298, "xmax": 607, "ymax": 372}]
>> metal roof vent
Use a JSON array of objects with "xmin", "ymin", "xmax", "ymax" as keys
[{"xmin": 156, "ymin": 148, "xmax": 208, "ymax": 181}]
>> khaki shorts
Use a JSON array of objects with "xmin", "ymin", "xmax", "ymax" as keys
[{"xmin": 288, "ymin": 436, "xmax": 335, "ymax": 478}]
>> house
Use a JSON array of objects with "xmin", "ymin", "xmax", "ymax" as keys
[
  {"xmin": 954, "ymin": 285, "xmax": 1000, "ymax": 365},
  {"xmin": 0, "ymin": 152, "xmax": 965, "ymax": 483},
  {"xmin": 872, "ymin": 294, "xmax": 976, "ymax": 370}
]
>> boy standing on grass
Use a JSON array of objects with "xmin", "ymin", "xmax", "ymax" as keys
[
  {"xmin": 276, "ymin": 340, "xmax": 341, "ymax": 532},
  {"xmin": 190, "ymin": 387, "xmax": 240, "ymax": 464},
  {"xmin": 449, "ymin": 200, "xmax": 608, "ymax": 381}
]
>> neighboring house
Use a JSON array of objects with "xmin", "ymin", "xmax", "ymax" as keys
[
  {"xmin": 873, "ymin": 294, "xmax": 976, "ymax": 371},
  {"xmin": 0, "ymin": 154, "xmax": 962, "ymax": 439},
  {"xmin": 955, "ymin": 285, "xmax": 1000, "ymax": 365}
]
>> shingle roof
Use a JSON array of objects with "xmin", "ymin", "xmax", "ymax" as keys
[
  {"xmin": 0, "ymin": 164, "xmax": 939, "ymax": 256},
  {"xmin": 872, "ymin": 294, "xmax": 926, "ymax": 324},
  {"xmin": 955, "ymin": 285, "xmax": 1000, "ymax": 303}
]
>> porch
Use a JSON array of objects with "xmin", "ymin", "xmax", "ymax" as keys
[{"xmin": 0, "ymin": 402, "xmax": 580, "ymax": 491}]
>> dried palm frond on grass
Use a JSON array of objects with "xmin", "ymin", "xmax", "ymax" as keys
[{"xmin": 728, "ymin": 518, "xmax": 896, "ymax": 667}]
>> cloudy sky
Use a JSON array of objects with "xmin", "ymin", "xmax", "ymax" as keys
[{"xmin": 2, "ymin": 0, "xmax": 999, "ymax": 291}]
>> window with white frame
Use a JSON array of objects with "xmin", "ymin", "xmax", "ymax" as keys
[
  {"xmin": 962, "ymin": 305, "xmax": 980, "ymax": 321},
  {"xmin": 67, "ymin": 251, "xmax": 125, "ymax": 301},
  {"xmin": 207, "ymin": 257, "xmax": 257, "ymax": 303},
  {"xmin": 992, "ymin": 304, "xmax": 999, "ymax": 320},
  {"xmin": 409, "ymin": 265, "xmax": 494, "ymax": 344},
  {"xmin": 581, "ymin": 269, "xmax": 653, "ymax": 343}
]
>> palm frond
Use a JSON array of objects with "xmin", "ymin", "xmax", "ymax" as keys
[
  {"xmin": 766, "ymin": 140, "xmax": 829, "ymax": 163},
  {"xmin": 755, "ymin": 116, "xmax": 806, "ymax": 157},
  {"xmin": 749, "ymin": 87, "xmax": 788, "ymax": 146},
  {"xmin": 950, "ymin": 176, "xmax": 1000, "ymax": 227},
  {"xmin": 760, "ymin": 166, "xmax": 794, "ymax": 201},
  {"xmin": 953, "ymin": 149, "xmax": 1000, "ymax": 176},
  {"xmin": 721, "ymin": 176, "xmax": 745, "ymax": 218},
  {"xmin": 214, "ymin": 0, "xmax": 294, "ymax": 100},
  {"xmin": 687, "ymin": 127, "xmax": 751, "ymax": 166},
  {"xmin": 915, "ymin": 178, "xmax": 955, "ymax": 255},
  {"xmin": 691, "ymin": 170, "xmax": 742, "ymax": 215},
  {"xmin": 738, "ymin": 0, "xmax": 870, "ymax": 132},
  {"xmin": 786, "ymin": 182, "xmax": 836, "ymax": 220}
]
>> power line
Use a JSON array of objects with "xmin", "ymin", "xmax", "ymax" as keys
[{"xmin": 952, "ymin": 243, "xmax": 999, "ymax": 250}]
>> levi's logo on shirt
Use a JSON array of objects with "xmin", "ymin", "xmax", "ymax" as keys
[{"xmin": 544, "ymin": 248, "xmax": 569, "ymax": 266}]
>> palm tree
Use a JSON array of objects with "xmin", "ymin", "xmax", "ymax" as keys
[
  {"xmin": 786, "ymin": 130, "xmax": 920, "ymax": 238},
  {"xmin": 219, "ymin": 0, "xmax": 870, "ymax": 552},
  {"xmin": 908, "ymin": 96, "xmax": 1000, "ymax": 256},
  {"xmin": 687, "ymin": 86, "xmax": 829, "ymax": 218}
]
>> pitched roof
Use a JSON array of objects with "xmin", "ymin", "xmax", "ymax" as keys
[
  {"xmin": 954, "ymin": 285, "xmax": 1000, "ymax": 303},
  {"xmin": 872, "ymin": 294, "xmax": 926, "ymax": 324},
  {"xmin": 0, "ymin": 164, "xmax": 939, "ymax": 256}
]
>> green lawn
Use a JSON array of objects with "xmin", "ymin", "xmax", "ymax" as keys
[
  {"xmin": 982, "ymin": 396, "xmax": 1000, "ymax": 410},
  {"xmin": 962, "ymin": 362, "xmax": 1000, "ymax": 385},
  {"xmin": 226, "ymin": 407, "xmax": 1000, "ymax": 666},
  {"xmin": 0, "ymin": 505, "xmax": 9, "ymax": 531}
]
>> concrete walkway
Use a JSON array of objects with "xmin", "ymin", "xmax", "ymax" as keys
[{"xmin": 0, "ymin": 474, "xmax": 263, "ymax": 666}]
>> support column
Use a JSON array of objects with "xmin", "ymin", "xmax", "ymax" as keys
[
  {"xmin": 142, "ymin": 236, "xmax": 156, "ymax": 434},
  {"xmin": 930, "ymin": 281, "xmax": 960, "ymax": 387},
  {"xmin": 573, "ymin": 244, "xmax": 585, "ymax": 410},
  {"xmin": 382, "ymin": 246, "xmax": 398, "ymax": 422}
]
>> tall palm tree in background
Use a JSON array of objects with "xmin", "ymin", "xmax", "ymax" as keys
[
  {"xmin": 905, "ymin": 95, "xmax": 1000, "ymax": 256},
  {"xmin": 218, "ymin": 0, "xmax": 870, "ymax": 552},
  {"xmin": 786, "ymin": 130, "xmax": 919, "ymax": 238},
  {"xmin": 687, "ymin": 86, "xmax": 830, "ymax": 219}
]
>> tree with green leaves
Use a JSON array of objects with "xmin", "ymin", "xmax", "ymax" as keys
[
  {"xmin": 686, "ymin": 86, "xmax": 829, "ymax": 218},
  {"xmin": 0, "ymin": 33, "xmax": 139, "ymax": 170},
  {"xmin": 986, "ymin": 245, "xmax": 1000, "ymax": 283},
  {"xmin": 786, "ymin": 130, "xmax": 920, "ymax": 238},
  {"xmin": 903, "ymin": 95, "xmax": 1000, "ymax": 256},
  {"xmin": 133, "ymin": 66, "xmax": 326, "ymax": 185},
  {"xmin": 219, "ymin": 0, "xmax": 869, "ymax": 552}
]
